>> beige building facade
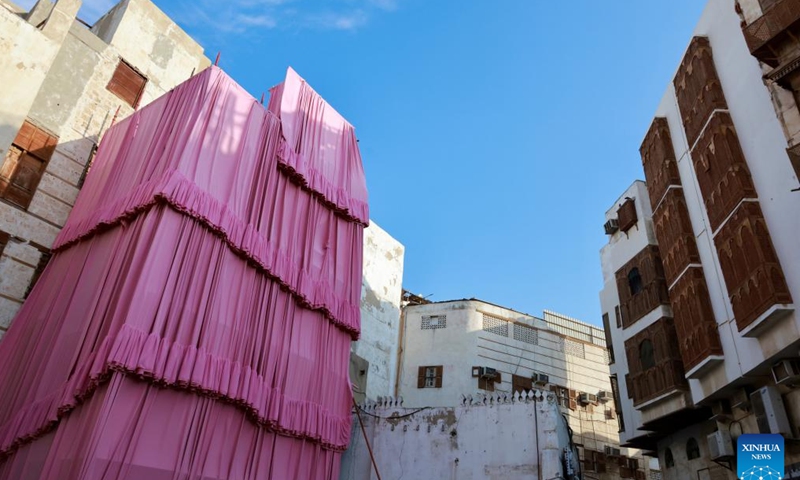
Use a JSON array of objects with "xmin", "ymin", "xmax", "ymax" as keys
[
  {"xmin": 600, "ymin": 0, "xmax": 800, "ymax": 478},
  {"xmin": 0, "ymin": 0, "xmax": 210, "ymax": 338}
]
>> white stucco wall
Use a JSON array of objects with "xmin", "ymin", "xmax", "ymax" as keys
[
  {"xmin": 340, "ymin": 391, "xmax": 575, "ymax": 480},
  {"xmin": 599, "ymin": 181, "xmax": 662, "ymax": 445},
  {"xmin": 354, "ymin": 221, "xmax": 404, "ymax": 400},
  {"xmin": 396, "ymin": 299, "xmax": 633, "ymax": 476}
]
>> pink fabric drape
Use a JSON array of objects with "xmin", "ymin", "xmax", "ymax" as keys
[{"xmin": 0, "ymin": 66, "xmax": 366, "ymax": 480}]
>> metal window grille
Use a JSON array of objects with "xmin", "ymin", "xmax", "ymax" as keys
[
  {"xmin": 482, "ymin": 314, "xmax": 508, "ymax": 337},
  {"xmin": 513, "ymin": 323, "xmax": 538, "ymax": 345},
  {"xmin": 421, "ymin": 315, "xmax": 446, "ymax": 330},
  {"xmin": 425, "ymin": 367, "xmax": 437, "ymax": 387}
]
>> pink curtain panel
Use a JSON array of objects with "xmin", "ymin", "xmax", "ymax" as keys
[{"xmin": 0, "ymin": 66, "xmax": 367, "ymax": 480}]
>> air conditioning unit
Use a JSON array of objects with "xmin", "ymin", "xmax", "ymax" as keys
[
  {"xmin": 579, "ymin": 393, "xmax": 598, "ymax": 405},
  {"xmin": 750, "ymin": 386, "xmax": 792, "ymax": 436},
  {"xmin": 604, "ymin": 219, "xmax": 620, "ymax": 235},
  {"xmin": 532, "ymin": 373, "xmax": 549, "ymax": 385},
  {"xmin": 604, "ymin": 446, "xmax": 621, "ymax": 457},
  {"xmin": 707, "ymin": 430, "xmax": 734, "ymax": 460},
  {"xmin": 605, "ymin": 408, "xmax": 617, "ymax": 420},
  {"xmin": 710, "ymin": 399, "xmax": 732, "ymax": 421},
  {"xmin": 480, "ymin": 367, "xmax": 497, "ymax": 379},
  {"xmin": 597, "ymin": 390, "xmax": 612, "ymax": 402},
  {"xmin": 772, "ymin": 359, "xmax": 800, "ymax": 385}
]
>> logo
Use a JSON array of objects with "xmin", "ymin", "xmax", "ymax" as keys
[{"xmin": 738, "ymin": 434, "xmax": 784, "ymax": 480}]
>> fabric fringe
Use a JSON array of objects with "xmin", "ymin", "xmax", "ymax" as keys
[
  {"xmin": 52, "ymin": 170, "xmax": 361, "ymax": 340},
  {"xmin": 0, "ymin": 324, "xmax": 351, "ymax": 460}
]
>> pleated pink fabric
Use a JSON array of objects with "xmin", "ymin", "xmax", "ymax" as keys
[{"xmin": 0, "ymin": 66, "xmax": 366, "ymax": 480}]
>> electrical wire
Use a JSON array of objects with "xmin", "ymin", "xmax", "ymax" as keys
[
  {"xmin": 355, "ymin": 405, "xmax": 432, "ymax": 420},
  {"xmin": 352, "ymin": 395, "xmax": 382, "ymax": 480}
]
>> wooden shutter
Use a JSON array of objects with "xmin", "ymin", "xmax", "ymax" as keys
[
  {"xmin": 417, "ymin": 366, "xmax": 426, "ymax": 388},
  {"xmin": 512, "ymin": 374, "xmax": 533, "ymax": 393},
  {"xmin": 617, "ymin": 198, "xmax": 638, "ymax": 232},
  {"xmin": 0, "ymin": 231, "xmax": 9, "ymax": 258},
  {"xmin": 434, "ymin": 366, "xmax": 443, "ymax": 388},
  {"xmin": 107, "ymin": 60, "xmax": 147, "ymax": 108},
  {"xmin": 0, "ymin": 122, "xmax": 57, "ymax": 209},
  {"xmin": 25, "ymin": 246, "xmax": 51, "ymax": 298}
]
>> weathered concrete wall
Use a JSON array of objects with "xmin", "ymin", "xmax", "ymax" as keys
[
  {"xmin": 0, "ymin": 0, "xmax": 209, "ymax": 339},
  {"xmin": 397, "ymin": 299, "xmax": 639, "ymax": 479},
  {"xmin": 354, "ymin": 222, "xmax": 405, "ymax": 400},
  {"xmin": 0, "ymin": 2, "xmax": 60, "ymax": 162},
  {"xmin": 340, "ymin": 391, "xmax": 576, "ymax": 480}
]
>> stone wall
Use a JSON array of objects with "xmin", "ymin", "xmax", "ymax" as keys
[{"xmin": 340, "ymin": 390, "xmax": 577, "ymax": 480}]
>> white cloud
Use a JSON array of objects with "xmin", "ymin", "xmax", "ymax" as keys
[
  {"xmin": 169, "ymin": 0, "xmax": 399, "ymax": 36},
  {"xmin": 312, "ymin": 9, "xmax": 368, "ymax": 30},
  {"xmin": 236, "ymin": 14, "xmax": 278, "ymax": 28}
]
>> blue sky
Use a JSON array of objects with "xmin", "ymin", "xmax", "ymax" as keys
[{"xmin": 20, "ymin": 0, "xmax": 708, "ymax": 325}]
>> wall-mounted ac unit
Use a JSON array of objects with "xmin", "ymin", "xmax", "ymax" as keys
[
  {"xmin": 604, "ymin": 446, "xmax": 621, "ymax": 457},
  {"xmin": 710, "ymin": 399, "xmax": 732, "ymax": 421},
  {"xmin": 480, "ymin": 367, "xmax": 497, "ymax": 379},
  {"xmin": 597, "ymin": 390, "xmax": 612, "ymax": 402},
  {"xmin": 772, "ymin": 359, "xmax": 800, "ymax": 386},
  {"xmin": 707, "ymin": 430, "xmax": 734, "ymax": 460},
  {"xmin": 532, "ymin": 373, "xmax": 549, "ymax": 385},
  {"xmin": 579, "ymin": 393, "xmax": 598, "ymax": 405},
  {"xmin": 750, "ymin": 386, "xmax": 792, "ymax": 436},
  {"xmin": 604, "ymin": 219, "xmax": 620, "ymax": 235}
]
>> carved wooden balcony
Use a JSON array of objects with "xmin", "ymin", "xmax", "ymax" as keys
[
  {"xmin": 714, "ymin": 202, "xmax": 793, "ymax": 334},
  {"xmin": 627, "ymin": 359, "xmax": 687, "ymax": 407},
  {"xmin": 743, "ymin": 0, "xmax": 800, "ymax": 67}
]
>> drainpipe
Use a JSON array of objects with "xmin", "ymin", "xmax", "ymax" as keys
[{"xmin": 394, "ymin": 304, "xmax": 407, "ymax": 398}]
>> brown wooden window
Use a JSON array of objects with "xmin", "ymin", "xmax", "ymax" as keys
[
  {"xmin": 25, "ymin": 244, "xmax": 52, "ymax": 298},
  {"xmin": 664, "ymin": 448, "xmax": 674, "ymax": 468},
  {"xmin": 417, "ymin": 365, "xmax": 442, "ymax": 388},
  {"xmin": 614, "ymin": 305, "xmax": 622, "ymax": 328},
  {"xmin": 617, "ymin": 198, "xmax": 638, "ymax": 232},
  {"xmin": 0, "ymin": 121, "xmax": 57, "ymax": 209},
  {"xmin": 0, "ymin": 231, "xmax": 9, "ymax": 258},
  {"xmin": 686, "ymin": 438, "xmax": 700, "ymax": 460},
  {"xmin": 107, "ymin": 60, "xmax": 147, "ymax": 108},
  {"xmin": 602, "ymin": 313, "xmax": 615, "ymax": 364},
  {"xmin": 512, "ymin": 374, "xmax": 532, "ymax": 394}
]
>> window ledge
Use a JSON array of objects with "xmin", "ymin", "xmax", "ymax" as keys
[
  {"xmin": 684, "ymin": 355, "xmax": 725, "ymax": 379},
  {"xmin": 740, "ymin": 304, "xmax": 795, "ymax": 338}
]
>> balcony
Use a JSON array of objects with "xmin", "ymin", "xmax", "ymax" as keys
[
  {"xmin": 627, "ymin": 359, "xmax": 687, "ymax": 407},
  {"xmin": 743, "ymin": 0, "xmax": 800, "ymax": 67},
  {"xmin": 713, "ymin": 202, "xmax": 793, "ymax": 332},
  {"xmin": 641, "ymin": 117, "xmax": 681, "ymax": 209}
]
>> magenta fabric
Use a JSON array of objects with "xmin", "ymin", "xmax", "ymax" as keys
[{"xmin": 0, "ymin": 66, "xmax": 365, "ymax": 479}]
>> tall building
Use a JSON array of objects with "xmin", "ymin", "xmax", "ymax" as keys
[
  {"xmin": 0, "ymin": 0, "xmax": 210, "ymax": 338},
  {"xmin": 600, "ymin": 0, "xmax": 800, "ymax": 478},
  {"xmin": 399, "ymin": 299, "xmax": 655, "ymax": 479},
  {"xmin": 350, "ymin": 222, "xmax": 405, "ymax": 403}
]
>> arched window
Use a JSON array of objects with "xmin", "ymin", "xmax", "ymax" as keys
[
  {"xmin": 628, "ymin": 268, "xmax": 643, "ymax": 295},
  {"xmin": 686, "ymin": 437, "xmax": 700, "ymax": 460},
  {"xmin": 664, "ymin": 448, "xmax": 674, "ymax": 468},
  {"xmin": 639, "ymin": 339, "xmax": 655, "ymax": 370}
]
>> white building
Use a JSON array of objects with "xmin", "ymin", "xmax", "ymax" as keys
[
  {"xmin": 398, "ymin": 299, "xmax": 654, "ymax": 479},
  {"xmin": 350, "ymin": 222, "xmax": 405, "ymax": 403},
  {"xmin": 600, "ymin": 0, "xmax": 800, "ymax": 478}
]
